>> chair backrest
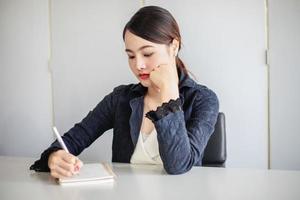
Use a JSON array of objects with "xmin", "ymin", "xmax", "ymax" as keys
[{"xmin": 202, "ymin": 112, "xmax": 227, "ymax": 167}]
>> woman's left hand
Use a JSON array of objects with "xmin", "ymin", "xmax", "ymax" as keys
[{"xmin": 149, "ymin": 63, "xmax": 179, "ymax": 103}]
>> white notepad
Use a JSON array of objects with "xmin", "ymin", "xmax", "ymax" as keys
[{"xmin": 58, "ymin": 163, "xmax": 115, "ymax": 184}]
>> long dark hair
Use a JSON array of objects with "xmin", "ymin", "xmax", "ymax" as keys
[{"xmin": 122, "ymin": 6, "xmax": 188, "ymax": 76}]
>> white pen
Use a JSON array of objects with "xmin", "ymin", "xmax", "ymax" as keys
[{"xmin": 52, "ymin": 126, "xmax": 70, "ymax": 153}]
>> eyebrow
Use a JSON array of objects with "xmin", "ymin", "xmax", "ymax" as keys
[{"xmin": 125, "ymin": 45, "xmax": 154, "ymax": 53}]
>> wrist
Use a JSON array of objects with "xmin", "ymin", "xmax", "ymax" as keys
[
  {"xmin": 160, "ymin": 87, "xmax": 179, "ymax": 103},
  {"xmin": 146, "ymin": 98, "xmax": 182, "ymax": 122}
]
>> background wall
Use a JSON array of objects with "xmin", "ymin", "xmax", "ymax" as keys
[
  {"xmin": 269, "ymin": 0, "xmax": 300, "ymax": 170},
  {"xmin": 50, "ymin": 0, "xmax": 140, "ymax": 162},
  {"xmin": 0, "ymin": 0, "xmax": 53, "ymax": 156},
  {"xmin": 0, "ymin": 0, "xmax": 299, "ymax": 170}
]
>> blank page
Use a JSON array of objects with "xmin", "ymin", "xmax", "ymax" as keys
[{"xmin": 58, "ymin": 163, "xmax": 115, "ymax": 184}]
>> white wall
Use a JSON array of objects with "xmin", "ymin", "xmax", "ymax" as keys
[
  {"xmin": 0, "ymin": 0, "xmax": 52, "ymax": 157},
  {"xmin": 269, "ymin": 0, "xmax": 300, "ymax": 170},
  {"xmin": 50, "ymin": 0, "xmax": 140, "ymax": 162}
]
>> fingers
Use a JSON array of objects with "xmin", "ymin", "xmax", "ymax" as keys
[
  {"xmin": 57, "ymin": 159, "xmax": 76, "ymax": 173},
  {"xmin": 152, "ymin": 64, "xmax": 165, "ymax": 71},
  {"xmin": 151, "ymin": 82, "xmax": 161, "ymax": 93},
  {"xmin": 74, "ymin": 158, "xmax": 83, "ymax": 173},
  {"xmin": 61, "ymin": 151, "xmax": 76, "ymax": 164},
  {"xmin": 48, "ymin": 150, "xmax": 83, "ymax": 179},
  {"xmin": 149, "ymin": 63, "xmax": 178, "ymax": 93},
  {"xmin": 149, "ymin": 71, "xmax": 161, "ymax": 92},
  {"xmin": 50, "ymin": 165, "xmax": 73, "ymax": 179}
]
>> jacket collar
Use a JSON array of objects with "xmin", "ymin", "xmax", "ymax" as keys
[{"xmin": 178, "ymin": 69, "xmax": 196, "ymax": 89}]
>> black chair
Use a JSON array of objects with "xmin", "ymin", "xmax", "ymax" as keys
[{"xmin": 202, "ymin": 112, "xmax": 227, "ymax": 167}]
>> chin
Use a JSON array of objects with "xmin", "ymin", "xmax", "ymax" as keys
[{"xmin": 139, "ymin": 79, "xmax": 151, "ymax": 88}]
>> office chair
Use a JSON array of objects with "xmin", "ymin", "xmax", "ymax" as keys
[{"xmin": 202, "ymin": 112, "xmax": 227, "ymax": 167}]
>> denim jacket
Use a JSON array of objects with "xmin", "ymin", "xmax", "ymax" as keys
[{"xmin": 30, "ymin": 71, "xmax": 219, "ymax": 175}]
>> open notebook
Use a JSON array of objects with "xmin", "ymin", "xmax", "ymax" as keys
[{"xmin": 58, "ymin": 163, "xmax": 116, "ymax": 184}]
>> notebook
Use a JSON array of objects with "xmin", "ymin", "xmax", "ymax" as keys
[{"xmin": 58, "ymin": 163, "xmax": 116, "ymax": 184}]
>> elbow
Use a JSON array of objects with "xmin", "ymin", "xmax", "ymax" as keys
[
  {"xmin": 163, "ymin": 164, "xmax": 192, "ymax": 175},
  {"xmin": 162, "ymin": 151, "xmax": 197, "ymax": 175}
]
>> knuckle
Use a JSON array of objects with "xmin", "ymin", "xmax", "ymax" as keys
[
  {"xmin": 49, "ymin": 164, "xmax": 55, "ymax": 170},
  {"xmin": 51, "ymin": 156, "xmax": 58, "ymax": 163},
  {"xmin": 68, "ymin": 157, "xmax": 76, "ymax": 164},
  {"xmin": 57, "ymin": 149, "xmax": 64, "ymax": 154},
  {"xmin": 50, "ymin": 171, "xmax": 56, "ymax": 177},
  {"xmin": 66, "ymin": 165, "xmax": 73, "ymax": 171},
  {"xmin": 65, "ymin": 171, "xmax": 72, "ymax": 177}
]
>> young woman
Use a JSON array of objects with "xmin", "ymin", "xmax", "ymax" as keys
[{"xmin": 30, "ymin": 6, "xmax": 219, "ymax": 176}]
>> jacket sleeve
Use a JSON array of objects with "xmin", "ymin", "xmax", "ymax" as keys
[
  {"xmin": 30, "ymin": 88, "xmax": 117, "ymax": 172},
  {"xmin": 146, "ymin": 88, "xmax": 219, "ymax": 175}
]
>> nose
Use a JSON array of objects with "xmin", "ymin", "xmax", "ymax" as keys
[{"xmin": 135, "ymin": 57, "xmax": 146, "ymax": 70}]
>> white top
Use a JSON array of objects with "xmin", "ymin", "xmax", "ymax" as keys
[{"xmin": 130, "ymin": 129, "xmax": 163, "ymax": 165}]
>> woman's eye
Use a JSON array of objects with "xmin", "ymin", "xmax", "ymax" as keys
[
  {"xmin": 144, "ymin": 53, "xmax": 154, "ymax": 57},
  {"xmin": 128, "ymin": 55, "xmax": 135, "ymax": 59}
]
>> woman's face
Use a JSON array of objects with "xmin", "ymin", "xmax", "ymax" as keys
[{"xmin": 124, "ymin": 30, "xmax": 175, "ymax": 88}]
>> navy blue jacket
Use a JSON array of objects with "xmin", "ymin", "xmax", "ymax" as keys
[{"xmin": 31, "ymin": 71, "xmax": 219, "ymax": 174}]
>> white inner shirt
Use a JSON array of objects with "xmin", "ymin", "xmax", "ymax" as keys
[{"xmin": 130, "ymin": 129, "xmax": 163, "ymax": 165}]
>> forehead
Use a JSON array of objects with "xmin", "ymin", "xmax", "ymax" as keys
[{"xmin": 124, "ymin": 30, "xmax": 165, "ymax": 51}]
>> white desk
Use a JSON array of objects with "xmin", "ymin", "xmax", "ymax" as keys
[{"xmin": 0, "ymin": 156, "xmax": 300, "ymax": 200}]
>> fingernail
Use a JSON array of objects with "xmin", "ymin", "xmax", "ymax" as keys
[{"xmin": 73, "ymin": 170, "xmax": 79, "ymax": 175}]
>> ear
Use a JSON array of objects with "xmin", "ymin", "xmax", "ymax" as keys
[{"xmin": 171, "ymin": 38, "xmax": 179, "ymax": 57}]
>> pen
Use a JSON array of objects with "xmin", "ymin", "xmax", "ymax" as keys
[{"xmin": 52, "ymin": 126, "xmax": 70, "ymax": 153}]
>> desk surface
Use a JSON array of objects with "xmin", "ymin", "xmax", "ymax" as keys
[{"xmin": 1, "ymin": 156, "xmax": 300, "ymax": 200}]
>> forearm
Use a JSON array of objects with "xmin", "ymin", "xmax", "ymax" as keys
[
  {"xmin": 146, "ymin": 99, "xmax": 198, "ymax": 174},
  {"xmin": 153, "ymin": 111, "xmax": 201, "ymax": 174},
  {"xmin": 146, "ymin": 95, "xmax": 218, "ymax": 174},
  {"xmin": 30, "ymin": 90, "xmax": 116, "ymax": 172}
]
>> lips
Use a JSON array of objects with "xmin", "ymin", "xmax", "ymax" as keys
[{"xmin": 139, "ymin": 73, "xmax": 150, "ymax": 80}]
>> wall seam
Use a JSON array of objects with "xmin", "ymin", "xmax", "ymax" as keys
[
  {"xmin": 48, "ymin": 0, "xmax": 56, "ymax": 135},
  {"xmin": 140, "ymin": 0, "xmax": 145, "ymax": 7},
  {"xmin": 265, "ymin": 0, "xmax": 271, "ymax": 170}
]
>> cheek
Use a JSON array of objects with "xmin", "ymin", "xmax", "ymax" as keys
[
  {"xmin": 146, "ymin": 52, "xmax": 171, "ymax": 70},
  {"xmin": 145, "ymin": 59, "xmax": 158, "ymax": 71},
  {"xmin": 154, "ymin": 51, "xmax": 172, "ymax": 66}
]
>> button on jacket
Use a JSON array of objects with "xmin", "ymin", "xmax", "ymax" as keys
[{"xmin": 32, "ymin": 71, "xmax": 219, "ymax": 175}]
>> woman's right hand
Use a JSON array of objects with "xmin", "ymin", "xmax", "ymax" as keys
[{"xmin": 48, "ymin": 150, "xmax": 83, "ymax": 179}]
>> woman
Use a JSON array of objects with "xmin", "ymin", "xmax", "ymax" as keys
[{"xmin": 30, "ymin": 6, "xmax": 219, "ymax": 176}]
